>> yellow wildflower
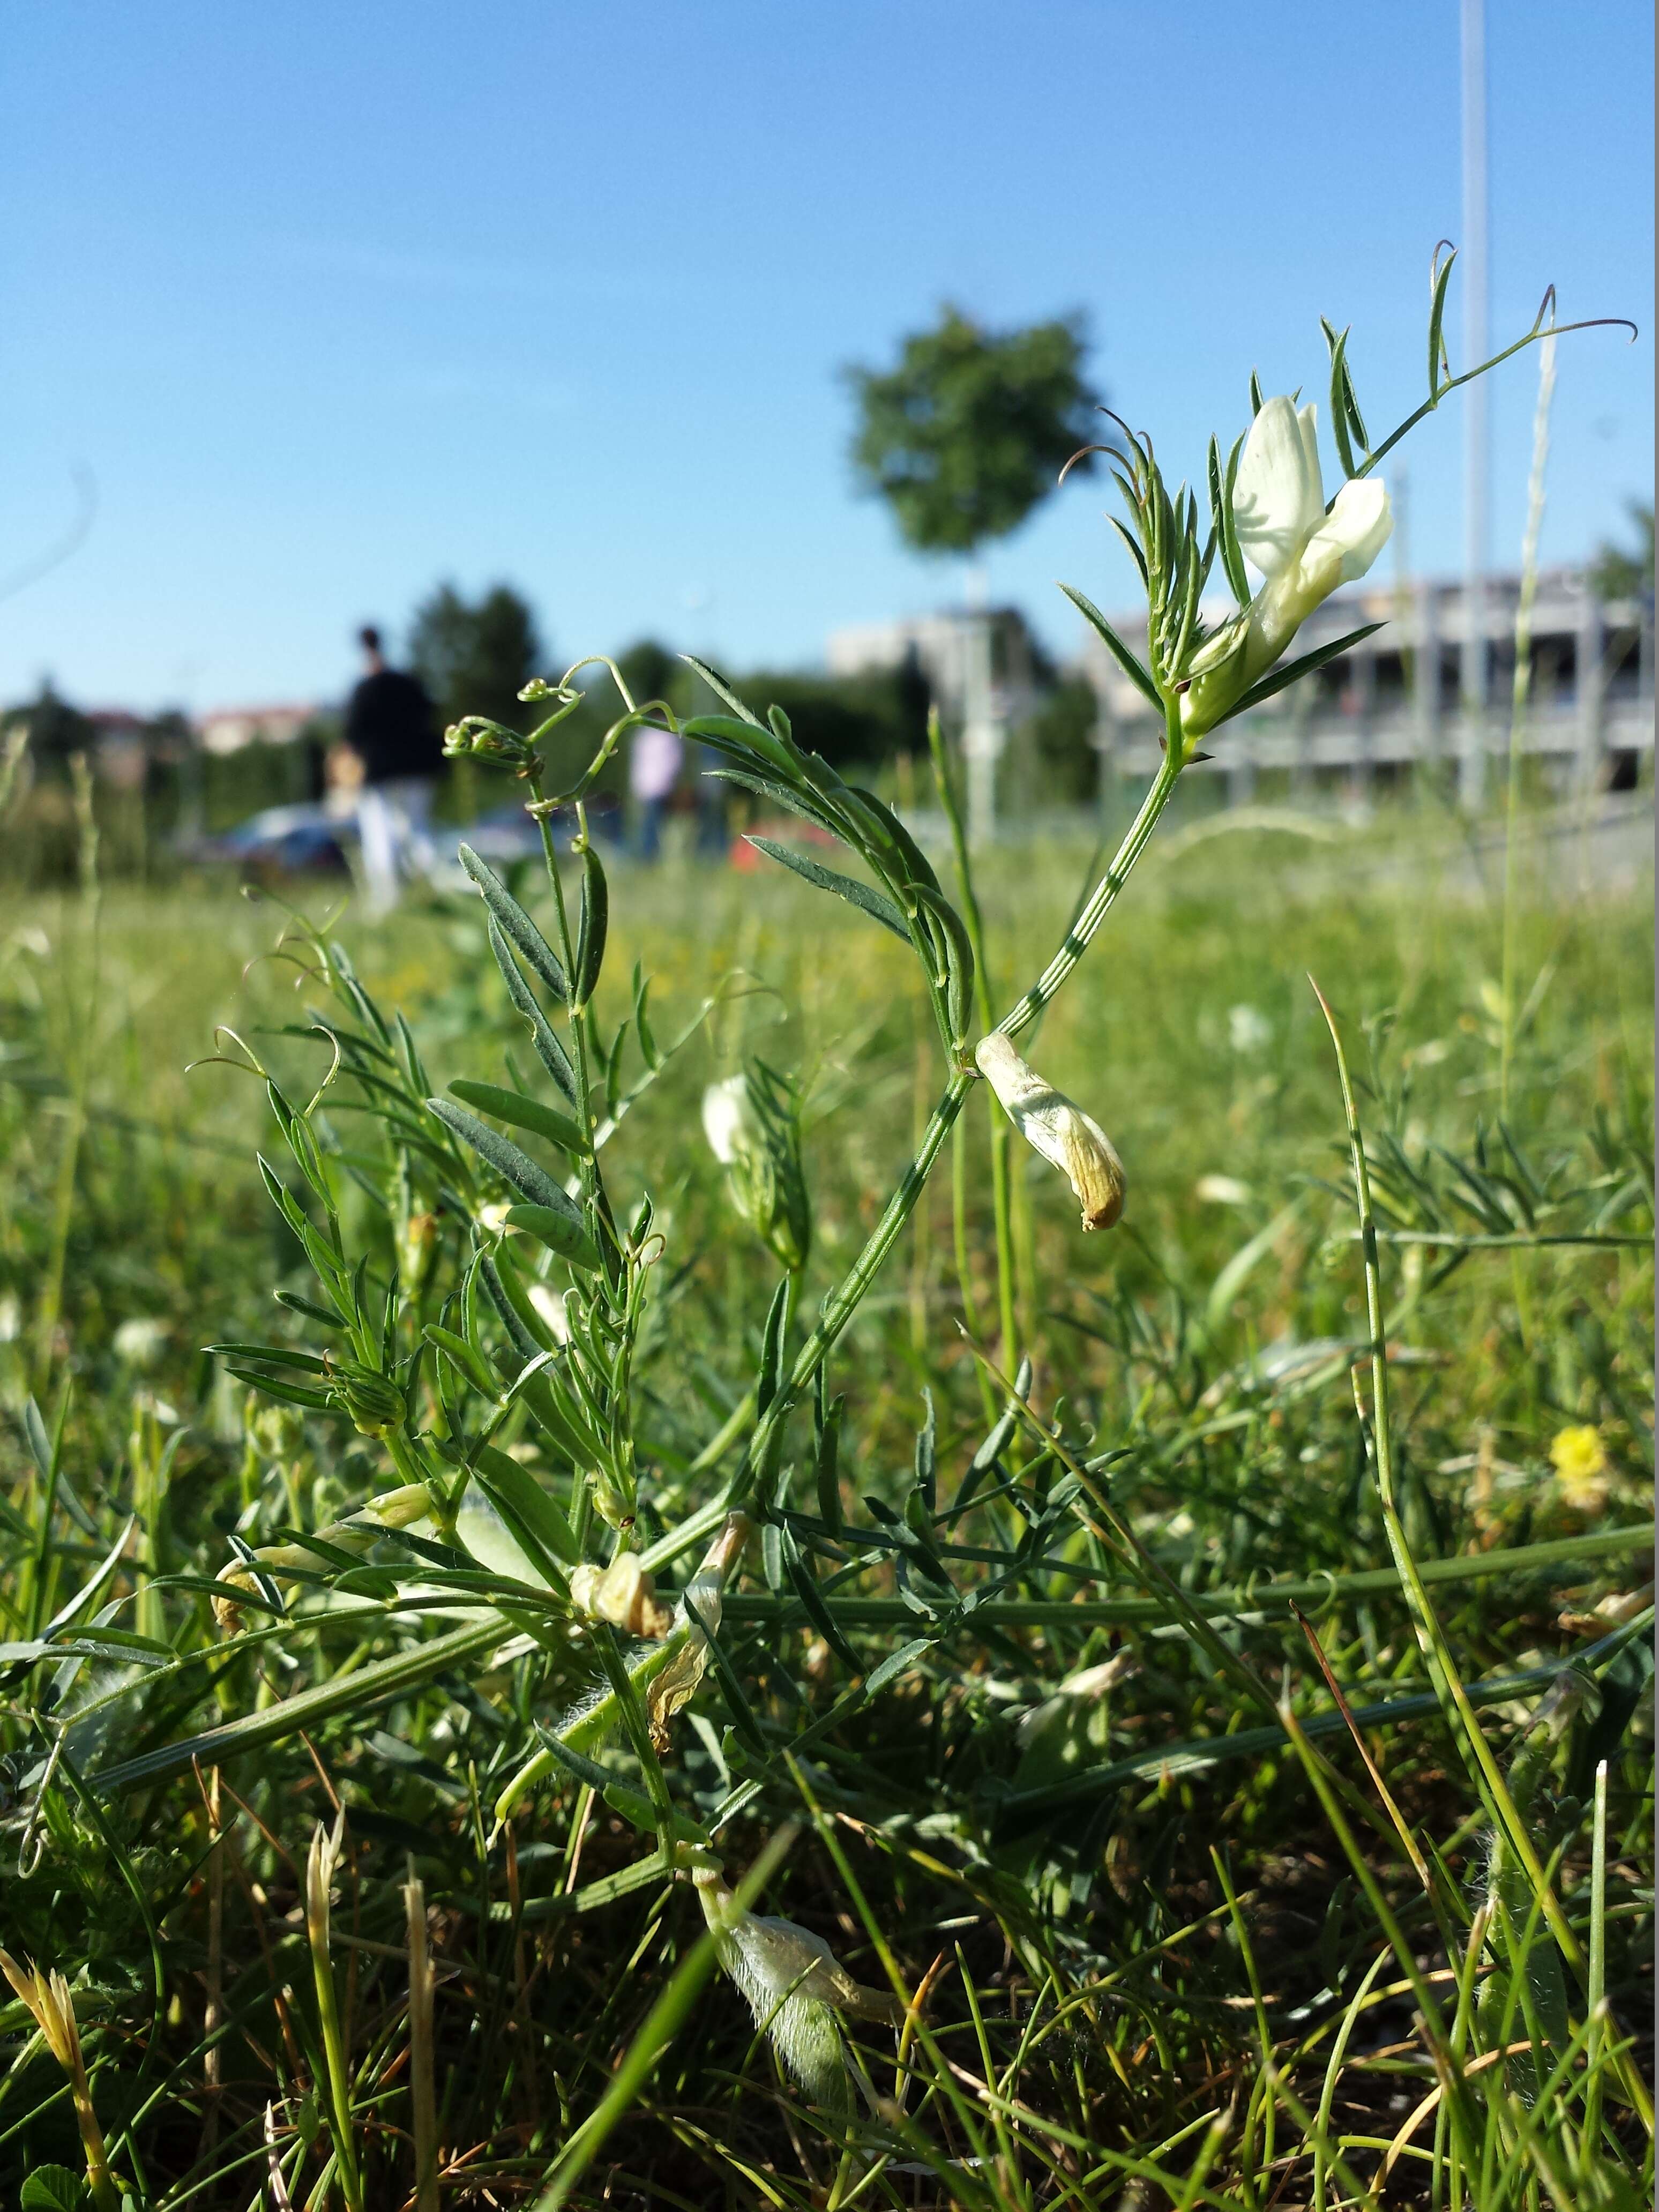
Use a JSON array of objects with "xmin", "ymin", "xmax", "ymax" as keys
[{"xmin": 1550, "ymin": 1425, "xmax": 1610, "ymax": 1514}]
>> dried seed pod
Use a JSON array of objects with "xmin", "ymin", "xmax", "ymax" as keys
[
  {"xmin": 1, "ymin": 1948, "xmax": 118, "ymax": 2200},
  {"xmin": 974, "ymin": 1032, "xmax": 1126, "ymax": 1230}
]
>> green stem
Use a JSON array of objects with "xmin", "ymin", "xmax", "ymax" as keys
[
  {"xmin": 951, "ymin": 1118, "xmax": 998, "ymax": 1429},
  {"xmin": 997, "ymin": 745, "xmax": 1182, "ymax": 1041},
  {"xmin": 927, "ymin": 710, "xmax": 1018, "ymax": 1367},
  {"xmin": 720, "ymin": 1522, "xmax": 1654, "ymax": 1628},
  {"xmin": 733, "ymin": 744, "xmax": 1186, "ymax": 1501}
]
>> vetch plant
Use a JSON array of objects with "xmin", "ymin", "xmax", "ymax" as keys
[{"xmin": 132, "ymin": 251, "xmax": 1640, "ymax": 2184}]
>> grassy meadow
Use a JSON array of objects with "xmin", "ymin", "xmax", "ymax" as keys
[{"xmin": 1, "ymin": 795, "xmax": 1653, "ymax": 2208}]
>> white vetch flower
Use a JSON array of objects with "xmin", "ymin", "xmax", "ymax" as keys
[
  {"xmin": 974, "ymin": 1033, "xmax": 1126, "ymax": 1231},
  {"xmin": 568, "ymin": 1552, "xmax": 674, "ymax": 1638},
  {"xmin": 701, "ymin": 1074, "xmax": 757, "ymax": 1165},
  {"xmin": 1194, "ymin": 1174, "xmax": 1253, "ymax": 1207},
  {"xmin": 113, "ymin": 1316, "xmax": 170, "ymax": 1369},
  {"xmin": 1183, "ymin": 396, "xmax": 1392, "ymax": 739},
  {"xmin": 526, "ymin": 1281, "xmax": 572, "ymax": 1344}
]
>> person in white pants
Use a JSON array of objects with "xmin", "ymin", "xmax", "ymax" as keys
[
  {"xmin": 356, "ymin": 777, "xmax": 436, "ymax": 914},
  {"xmin": 342, "ymin": 626, "xmax": 443, "ymax": 914}
]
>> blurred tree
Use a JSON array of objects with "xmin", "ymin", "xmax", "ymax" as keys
[
  {"xmin": 1021, "ymin": 674, "xmax": 1100, "ymax": 804},
  {"xmin": 614, "ymin": 638, "xmax": 688, "ymax": 715},
  {"xmin": 734, "ymin": 670, "xmax": 913, "ymax": 772},
  {"xmin": 848, "ymin": 306, "xmax": 1100, "ymax": 556},
  {"xmin": 1, "ymin": 681, "xmax": 92, "ymax": 773},
  {"xmin": 410, "ymin": 582, "xmax": 543, "ymax": 732},
  {"xmin": 1590, "ymin": 502, "xmax": 1655, "ymax": 601}
]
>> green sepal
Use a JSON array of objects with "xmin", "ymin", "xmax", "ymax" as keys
[
  {"xmin": 1058, "ymin": 584, "xmax": 1163, "ymax": 713},
  {"xmin": 1216, "ymin": 623, "xmax": 1386, "ymax": 725}
]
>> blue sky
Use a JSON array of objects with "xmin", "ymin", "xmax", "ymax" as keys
[{"xmin": 1, "ymin": 1, "xmax": 1650, "ymax": 713}]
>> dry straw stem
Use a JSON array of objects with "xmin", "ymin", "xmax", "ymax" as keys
[
  {"xmin": 0, "ymin": 1949, "xmax": 122, "ymax": 2212},
  {"xmin": 403, "ymin": 1863, "xmax": 439, "ymax": 2212},
  {"xmin": 305, "ymin": 1813, "xmax": 365, "ymax": 2212}
]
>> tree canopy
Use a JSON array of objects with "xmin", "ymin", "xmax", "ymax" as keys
[
  {"xmin": 410, "ymin": 582, "xmax": 543, "ymax": 733},
  {"xmin": 848, "ymin": 307, "xmax": 1100, "ymax": 557},
  {"xmin": 1591, "ymin": 502, "xmax": 1655, "ymax": 602}
]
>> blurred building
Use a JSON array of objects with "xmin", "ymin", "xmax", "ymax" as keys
[
  {"xmin": 1079, "ymin": 567, "xmax": 1654, "ymax": 803},
  {"xmin": 197, "ymin": 703, "xmax": 320, "ymax": 756},
  {"xmin": 827, "ymin": 608, "xmax": 1044, "ymax": 732},
  {"xmin": 86, "ymin": 708, "xmax": 153, "ymax": 788}
]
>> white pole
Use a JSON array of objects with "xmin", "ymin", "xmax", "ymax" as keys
[
  {"xmin": 1459, "ymin": 0, "xmax": 1490, "ymax": 806},
  {"xmin": 963, "ymin": 609, "xmax": 1002, "ymax": 846}
]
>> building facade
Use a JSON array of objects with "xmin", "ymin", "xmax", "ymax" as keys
[{"xmin": 1078, "ymin": 568, "xmax": 1653, "ymax": 804}]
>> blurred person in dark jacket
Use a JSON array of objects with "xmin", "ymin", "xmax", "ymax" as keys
[{"xmin": 343, "ymin": 624, "xmax": 443, "ymax": 913}]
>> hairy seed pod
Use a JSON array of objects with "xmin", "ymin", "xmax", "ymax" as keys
[
  {"xmin": 974, "ymin": 1033, "xmax": 1126, "ymax": 1230},
  {"xmin": 691, "ymin": 1859, "xmax": 902, "ymax": 2110}
]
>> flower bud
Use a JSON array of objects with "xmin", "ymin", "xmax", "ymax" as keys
[
  {"xmin": 442, "ymin": 714, "xmax": 539, "ymax": 768},
  {"xmin": 2, "ymin": 1949, "xmax": 118, "ymax": 2202},
  {"xmin": 211, "ymin": 1482, "xmax": 432, "ymax": 1632},
  {"xmin": 974, "ymin": 1033, "xmax": 1125, "ymax": 1230},
  {"xmin": 337, "ymin": 1366, "xmax": 406, "ymax": 1438}
]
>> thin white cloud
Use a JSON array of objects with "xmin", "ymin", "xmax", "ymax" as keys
[
  {"xmin": 265, "ymin": 233, "xmax": 686, "ymax": 309},
  {"xmin": 391, "ymin": 362, "xmax": 577, "ymax": 413}
]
